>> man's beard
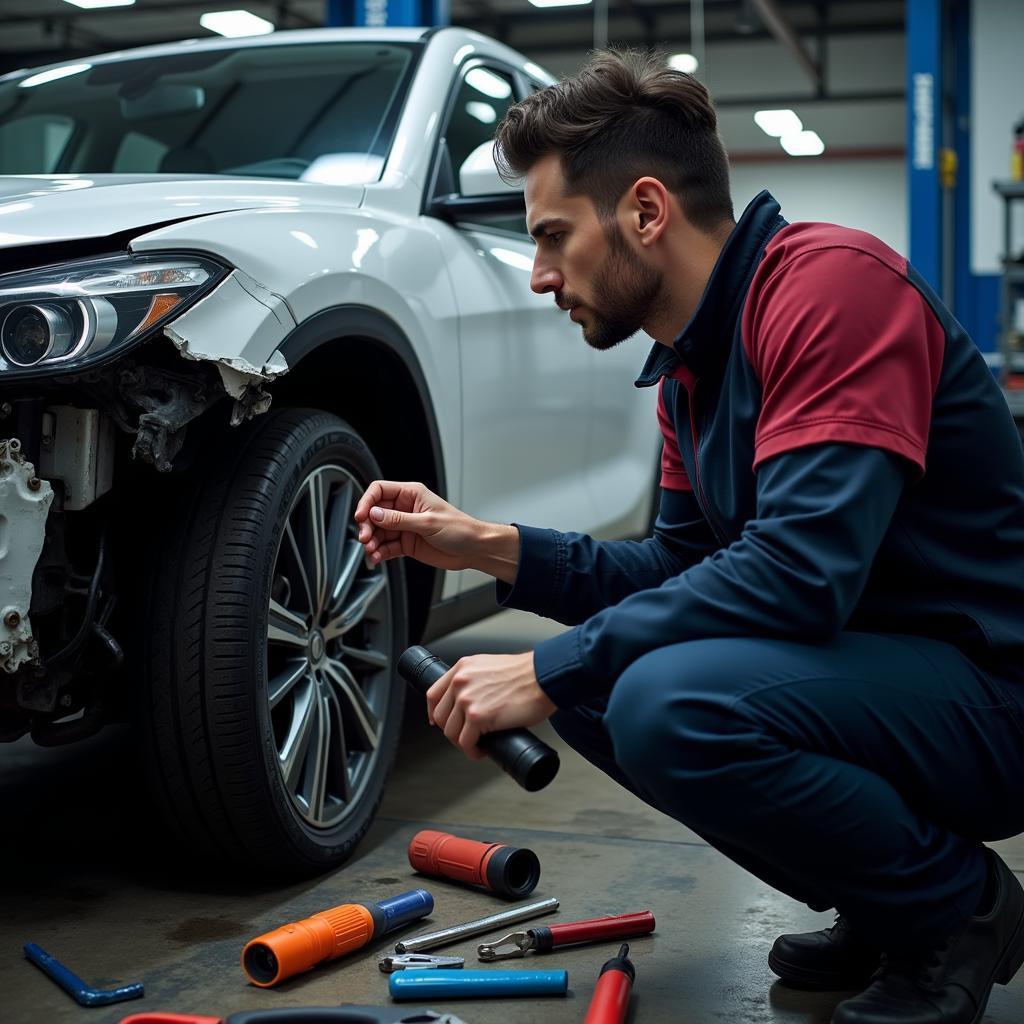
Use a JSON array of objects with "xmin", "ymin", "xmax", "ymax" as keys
[{"xmin": 558, "ymin": 224, "xmax": 664, "ymax": 351}]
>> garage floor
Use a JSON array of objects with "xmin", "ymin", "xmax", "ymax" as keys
[{"xmin": 3, "ymin": 608, "xmax": 1023, "ymax": 1024}]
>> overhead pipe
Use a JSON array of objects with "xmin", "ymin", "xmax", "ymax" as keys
[{"xmin": 749, "ymin": 0, "xmax": 823, "ymax": 92}]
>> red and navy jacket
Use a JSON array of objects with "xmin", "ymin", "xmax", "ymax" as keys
[{"xmin": 497, "ymin": 190, "xmax": 1024, "ymax": 709}]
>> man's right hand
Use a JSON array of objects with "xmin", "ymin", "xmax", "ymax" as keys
[{"xmin": 354, "ymin": 481, "xmax": 517, "ymax": 579}]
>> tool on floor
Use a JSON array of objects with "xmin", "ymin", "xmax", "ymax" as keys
[
  {"xmin": 394, "ymin": 897, "xmax": 559, "ymax": 954},
  {"xmin": 408, "ymin": 830, "xmax": 540, "ymax": 899},
  {"xmin": 241, "ymin": 890, "xmax": 434, "ymax": 987},
  {"xmin": 226, "ymin": 1010, "xmax": 470, "ymax": 1024},
  {"xmin": 122, "ymin": 1009, "xmax": 470, "ymax": 1024},
  {"xmin": 379, "ymin": 954, "xmax": 465, "ymax": 973},
  {"xmin": 477, "ymin": 910, "xmax": 655, "ymax": 961},
  {"xmin": 582, "ymin": 943, "xmax": 635, "ymax": 1024},
  {"xmin": 398, "ymin": 646, "xmax": 559, "ymax": 791},
  {"xmin": 120, "ymin": 1015, "xmax": 223, "ymax": 1024},
  {"xmin": 24, "ymin": 942, "xmax": 144, "ymax": 1007},
  {"xmin": 389, "ymin": 968, "xmax": 569, "ymax": 1000}
]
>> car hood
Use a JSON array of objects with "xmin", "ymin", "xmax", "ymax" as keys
[{"xmin": 0, "ymin": 174, "xmax": 365, "ymax": 249}]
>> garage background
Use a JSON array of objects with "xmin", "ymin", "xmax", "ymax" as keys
[{"xmin": 2, "ymin": 3, "xmax": 1023, "ymax": 1024}]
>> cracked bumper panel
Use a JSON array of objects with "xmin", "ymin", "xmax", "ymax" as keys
[{"xmin": 163, "ymin": 270, "xmax": 292, "ymax": 406}]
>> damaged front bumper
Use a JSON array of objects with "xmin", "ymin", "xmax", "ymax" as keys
[{"xmin": 162, "ymin": 268, "xmax": 292, "ymax": 426}]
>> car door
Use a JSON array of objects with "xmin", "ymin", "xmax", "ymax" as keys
[{"xmin": 426, "ymin": 61, "xmax": 595, "ymax": 592}]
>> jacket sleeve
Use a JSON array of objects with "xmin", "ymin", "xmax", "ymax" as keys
[
  {"xmin": 531, "ymin": 442, "xmax": 908, "ymax": 708},
  {"xmin": 494, "ymin": 485, "xmax": 719, "ymax": 626}
]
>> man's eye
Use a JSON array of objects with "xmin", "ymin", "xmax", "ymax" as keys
[{"xmin": 547, "ymin": 232, "xmax": 565, "ymax": 246}]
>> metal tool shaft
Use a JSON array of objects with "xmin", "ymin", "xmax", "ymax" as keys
[{"xmin": 394, "ymin": 897, "xmax": 559, "ymax": 954}]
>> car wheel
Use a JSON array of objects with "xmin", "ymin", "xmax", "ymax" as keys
[{"xmin": 144, "ymin": 407, "xmax": 406, "ymax": 873}]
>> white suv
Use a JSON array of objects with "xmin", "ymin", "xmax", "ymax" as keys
[{"xmin": 0, "ymin": 26, "xmax": 658, "ymax": 873}]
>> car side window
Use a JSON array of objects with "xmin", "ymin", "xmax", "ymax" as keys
[
  {"xmin": 447, "ymin": 66, "xmax": 516, "ymax": 182},
  {"xmin": 438, "ymin": 65, "xmax": 528, "ymax": 237}
]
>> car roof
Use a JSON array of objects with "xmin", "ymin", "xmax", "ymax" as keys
[{"xmin": 0, "ymin": 26, "xmax": 473, "ymax": 84}]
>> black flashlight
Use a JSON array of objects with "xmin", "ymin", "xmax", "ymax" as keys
[{"xmin": 398, "ymin": 645, "xmax": 559, "ymax": 792}]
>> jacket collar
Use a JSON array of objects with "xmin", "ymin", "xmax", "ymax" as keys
[{"xmin": 634, "ymin": 190, "xmax": 787, "ymax": 387}]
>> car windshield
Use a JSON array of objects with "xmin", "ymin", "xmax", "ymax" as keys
[{"xmin": 0, "ymin": 41, "xmax": 419, "ymax": 184}]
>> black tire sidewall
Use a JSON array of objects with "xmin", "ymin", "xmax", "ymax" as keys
[{"xmin": 248, "ymin": 411, "xmax": 407, "ymax": 868}]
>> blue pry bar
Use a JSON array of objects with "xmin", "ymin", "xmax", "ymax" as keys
[
  {"xmin": 24, "ymin": 942, "xmax": 145, "ymax": 1007},
  {"xmin": 389, "ymin": 968, "xmax": 568, "ymax": 1000}
]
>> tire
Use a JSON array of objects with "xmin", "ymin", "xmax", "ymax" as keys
[{"xmin": 144, "ymin": 407, "xmax": 407, "ymax": 874}]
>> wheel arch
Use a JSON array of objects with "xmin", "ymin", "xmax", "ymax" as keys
[{"xmin": 271, "ymin": 305, "xmax": 446, "ymax": 643}]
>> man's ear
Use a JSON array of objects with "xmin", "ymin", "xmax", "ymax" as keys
[{"xmin": 627, "ymin": 177, "xmax": 671, "ymax": 246}]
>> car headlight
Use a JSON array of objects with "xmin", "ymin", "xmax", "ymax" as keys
[{"xmin": 0, "ymin": 253, "xmax": 229, "ymax": 375}]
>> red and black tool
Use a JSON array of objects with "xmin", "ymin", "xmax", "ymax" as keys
[
  {"xmin": 408, "ymin": 829, "xmax": 540, "ymax": 899},
  {"xmin": 476, "ymin": 911, "xmax": 654, "ymax": 960},
  {"xmin": 582, "ymin": 943, "xmax": 636, "ymax": 1024}
]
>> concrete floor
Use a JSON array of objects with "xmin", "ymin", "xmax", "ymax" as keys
[{"xmin": 2, "ymin": 608, "xmax": 1023, "ymax": 1024}]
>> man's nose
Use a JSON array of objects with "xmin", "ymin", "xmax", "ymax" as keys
[{"xmin": 531, "ymin": 259, "xmax": 562, "ymax": 295}]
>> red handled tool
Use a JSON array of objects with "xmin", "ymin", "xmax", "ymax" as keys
[
  {"xmin": 476, "ymin": 911, "xmax": 654, "ymax": 961},
  {"xmin": 583, "ymin": 943, "xmax": 635, "ymax": 1024},
  {"xmin": 120, "ymin": 1016, "xmax": 222, "ymax": 1024}
]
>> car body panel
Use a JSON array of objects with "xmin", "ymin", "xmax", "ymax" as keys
[{"xmin": 0, "ymin": 175, "xmax": 364, "ymax": 248}]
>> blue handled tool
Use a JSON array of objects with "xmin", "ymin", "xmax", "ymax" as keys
[
  {"xmin": 389, "ymin": 968, "xmax": 568, "ymax": 1000},
  {"xmin": 24, "ymin": 942, "xmax": 144, "ymax": 1007}
]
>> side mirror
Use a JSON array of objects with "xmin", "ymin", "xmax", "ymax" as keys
[
  {"xmin": 429, "ymin": 140, "xmax": 525, "ymax": 222},
  {"xmin": 457, "ymin": 140, "xmax": 519, "ymax": 198}
]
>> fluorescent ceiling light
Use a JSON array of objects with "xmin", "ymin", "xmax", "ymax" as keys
[
  {"xmin": 780, "ymin": 129, "xmax": 825, "ymax": 156},
  {"xmin": 668, "ymin": 53, "xmax": 699, "ymax": 74},
  {"xmin": 19, "ymin": 64, "xmax": 92, "ymax": 88},
  {"xmin": 528, "ymin": 0, "xmax": 592, "ymax": 7},
  {"xmin": 465, "ymin": 67, "xmax": 512, "ymax": 100},
  {"xmin": 199, "ymin": 10, "xmax": 275, "ymax": 37},
  {"xmin": 63, "ymin": 0, "xmax": 135, "ymax": 7},
  {"xmin": 754, "ymin": 109, "xmax": 802, "ymax": 137}
]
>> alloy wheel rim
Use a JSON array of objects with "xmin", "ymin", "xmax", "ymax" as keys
[{"xmin": 265, "ymin": 464, "xmax": 391, "ymax": 829}]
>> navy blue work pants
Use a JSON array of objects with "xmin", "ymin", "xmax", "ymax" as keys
[{"xmin": 549, "ymin": 632, "xmax": 1024, "ymax": 950}]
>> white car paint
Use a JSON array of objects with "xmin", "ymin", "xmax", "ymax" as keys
[{"xmin": 0, "ymin": 26, "xmax": 659, "ymax": 605}]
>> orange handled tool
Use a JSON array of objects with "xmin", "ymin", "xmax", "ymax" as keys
[
  {"xmin": 241, "ymin": 889, "xmax": 433, "ymax": 987},
  {"xmin": 408, "ymin": 830, "xmax": 540, "ymax": 899}
]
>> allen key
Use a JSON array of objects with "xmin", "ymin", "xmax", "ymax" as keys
[{"xmin": 24, "ymin": 942, "xmax": 144, "ymax": 1007}]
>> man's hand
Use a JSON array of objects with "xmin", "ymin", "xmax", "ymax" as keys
[
  {"xmin": 426, "ymin": 652, "xmax": 557, "ymax": 759},
  {"xmin": 353, "ymin": 480, "xmax": 520, "ymax": 583}
]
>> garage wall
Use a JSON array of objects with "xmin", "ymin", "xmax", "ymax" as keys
[{"xmin": 729, "ymin": 159, "xmax": 907, "ymax": 255}]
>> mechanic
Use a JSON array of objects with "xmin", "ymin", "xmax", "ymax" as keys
[{"xmin": 353, "ymin": 49, "xmax": 1024, "ymax": 1024}]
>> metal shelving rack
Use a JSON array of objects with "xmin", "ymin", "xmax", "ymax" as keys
[{"xmin": 993, "ymin": 181, "xmax": 1024, "ymax": 420}]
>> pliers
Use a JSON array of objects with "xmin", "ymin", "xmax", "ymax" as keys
[
  {"xmin": 378, "ymin": 954, "xmax": 465, "ymax": 973},
  {"xmin": 120, "ymin": 1009, "xmax": 470, "ymax": 1024},
  {"xmin": 477, "ymin": 911, "xmax": 655, "ymax": 961}
]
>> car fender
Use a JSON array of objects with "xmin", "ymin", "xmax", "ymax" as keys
[{"xmin": 130, "ymin": 204, "xmax": 462, "ymax": 498}]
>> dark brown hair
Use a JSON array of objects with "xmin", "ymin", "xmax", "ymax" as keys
[{"xmin": 495, "ymin": 49, "xmax": 733, "ymax": 233}]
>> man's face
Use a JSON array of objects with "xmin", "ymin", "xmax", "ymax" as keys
[{"xmin": 525, "ymin": 153, "xmax": 664, "ymax": 351}]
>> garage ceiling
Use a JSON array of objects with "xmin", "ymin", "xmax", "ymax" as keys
[{"xmin": 0, "ymin": 0, "xmax": 906, "ymax": 156}]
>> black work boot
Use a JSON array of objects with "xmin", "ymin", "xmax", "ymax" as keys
[
  {"xmin": 769, "ymin": 914, "xmax": 883, "ymax": 990},
  {"xmin": 832, "ymin": 850, "xmax": 1024, "ymax": 1024}
]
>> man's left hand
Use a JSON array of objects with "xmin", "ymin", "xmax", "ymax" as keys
[{"xmin": 425, "ymin": 652, "xmax": 557, "ymax": 760}]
